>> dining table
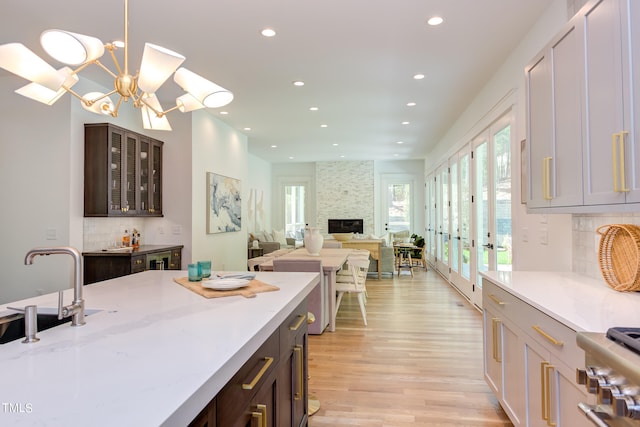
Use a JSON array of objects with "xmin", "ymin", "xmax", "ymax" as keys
[{"xmin": 258, "ymin": 247, "xmax": 352, "ymax": 332}]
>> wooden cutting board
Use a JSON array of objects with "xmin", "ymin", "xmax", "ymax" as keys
[{"xmin": 173, "ymin": 277, "xmax": 279, "ymax": 298}]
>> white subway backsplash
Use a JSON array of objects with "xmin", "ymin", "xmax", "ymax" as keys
[
  {"xmin": 83, "ymin": 218, "xmax": 146, "ymax": 251},
  {"xmin": 572, "ymin": 213, "xmax": 640, "ymax": 280}
]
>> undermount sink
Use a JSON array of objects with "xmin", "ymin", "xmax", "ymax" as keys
[{"xmin": 0, "ymin": 308, "xmax": 101, "ymax": 344}]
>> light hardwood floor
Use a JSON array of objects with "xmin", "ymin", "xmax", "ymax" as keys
[{"xmin": 307, "ymin": 267, "xmax": 513, "ymax": 426}]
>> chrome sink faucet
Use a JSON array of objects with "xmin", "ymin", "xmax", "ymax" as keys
[{"xmin": 24, "ymin": 246, "xmax": 85, "ymax": 327}]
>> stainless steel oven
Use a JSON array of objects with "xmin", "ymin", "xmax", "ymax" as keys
[{"xmin": 577, "ymin": 330, "xmax": 640, "ymax": 426}]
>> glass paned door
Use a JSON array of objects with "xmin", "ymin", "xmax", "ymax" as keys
[
  {"xmin": 449, "ymin": 146, "xmax": 473, "ymax": 300},
  {"xmin": 450, "ymin": 161, "xmax": 459, "ymax": 274},
  {"xmin": 473, "ymin": 113, "xmax": 513, "ymax": 308},
  {"xmin": 426, "ymin": 175, "xmax": 437, "ymax": 265},
  {"xmin": 475, "ymin": 138, "xmax": 491, "ymax": 293},
  {"xmin": 494, "ymin": 124, "xmax": 512, "ymax": 272},
  {"xmin": 386, "ymin": 182, "xmax": 411, "ymax": 234},
  {"xmin": 285, "ymin": 185, "xmax": 306, "ymax": 239}
]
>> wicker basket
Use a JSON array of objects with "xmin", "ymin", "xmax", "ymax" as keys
[{"xmin": 597, "ymin": 224, "xmax": 640, "ymax": 292}]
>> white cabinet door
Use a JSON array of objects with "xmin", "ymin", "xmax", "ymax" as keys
[
  {"xmin": 526, "ymin": 18, "xmax": 583, "ymax": 209},
  {"xmin": 526, "ymin": 50, "xmax": 552, "ymax": 208},
  {"xmin": 524, "ymin": 336, "xmax": 588, "ymax": 427},
  {"xmin": 582, "ymin": 0, "xmax": 628, "ymax": 205},
  {"xmin": 483, "ymin": 296, "xmax": 525, "ymax": 426},
  {"xmin": 621, "ymin": 0, "xmax": 640, "ymax": 202}
]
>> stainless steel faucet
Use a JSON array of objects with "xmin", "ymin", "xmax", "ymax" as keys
[{"xmin": 24, "ymin": 246, "xmax": 85, "ymax": 327}]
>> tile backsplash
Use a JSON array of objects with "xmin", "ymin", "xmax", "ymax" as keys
[
  {"xmin": 83, "ymin": 217, "xmax": 146, "ymax": 251},
  {"xmin": 573, "ymin": 213, "xmax": 640, "ymax": 280}
]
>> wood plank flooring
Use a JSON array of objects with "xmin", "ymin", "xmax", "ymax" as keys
[{"xmin": 307, "ymin": 267, "xmax": 513, "ymax": 426}]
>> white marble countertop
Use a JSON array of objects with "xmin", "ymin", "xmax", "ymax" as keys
[
  {"xmin": 0, "ymin": 270, "xmax": 319, "ymax": 426},
  {"xmin": 480, "ymin": 271, "xmax": 640, "ymax": 332}
]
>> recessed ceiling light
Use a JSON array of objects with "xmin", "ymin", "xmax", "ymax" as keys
[
  {"xmin": 413, "ymin": 74, "xmax": 425, "ymax": 80},
  {"xmin": 332, "ymin": 143, "xmax": 339, "ymax": 146},
  {"xmin": 220, "ymin": 111, "xmax": 229, "ymax": 115},
  {"xmin": 407, "ymin": 102, "xmax": 416, "ymax": 107},
  {"xmin": 288, "ymin": 156, "xmax": 295, "ymax": 160},
  {"xmin": 271, "ymin": 145, "xmax": 277, "ymax": 148},
  {"xmin": 261, "ymin": 28, "xmax": 276, "ymax": 37},
  {"xmin": 309, "ymin": 107, "xmax": 319, "ymax": 111},
  {"xmin": 320, "ymin": 124, "xmax": 328, "ymax": 128},
  {"xmin": 427, "ymin": 16, "xmax": 444, "ymax": 26},
  {"xmin": 394, "ymin": 153, "xmax": 400, "ymax": 157},
  {"xmin": 397, "ymin": 141, "xmax": 404, "ymax": 144},
  {"xmin": 340, "ymin": 155, "xmax": 345, "ymax": 158},
  {"xmin": 402, "ymin": 121, "xmax": 410, "ymax": 125},
  {"xmin": 244, "ymin": 127, "xmax": 252, "ymax": 131},
  {"xmin": 293, "ymin": 81, "xmax": 305, "ymax": 87}
]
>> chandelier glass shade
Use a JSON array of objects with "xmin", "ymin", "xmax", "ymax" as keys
[{"xmin": 0, "ymin": 0, "xmax": 233, "ymax": 131}]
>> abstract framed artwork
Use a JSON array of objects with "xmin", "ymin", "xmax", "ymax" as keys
[{"xmin": 206, "ymin": 172, "xmax": 241, "ymax": 233}]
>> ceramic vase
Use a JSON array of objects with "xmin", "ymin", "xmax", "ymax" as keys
[{"xmin": 304, "ymin": 227, "xmax": 324, "ymax": 256}]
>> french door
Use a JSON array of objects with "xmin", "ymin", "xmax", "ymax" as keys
[
  {"xmin": 472, "ymin": 112, "xmax": 513, "ymax": 308},
  {"xmin": 426, "ymin": 173, "xmax": 437, "ymax": 266},
  {"xmin": 435, "ymin": 163, "xmax": 449, "ymax": 276},
  {"xmin": 449, "ymin": 145, "xmax": 473, "ymax": 299},
  {"xmin": 382, "ymin": 175, "xmax": 414, "ymax": 235}
]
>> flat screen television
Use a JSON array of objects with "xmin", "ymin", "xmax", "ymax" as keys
[{"xmin": 328, "ymin": 219, "xmax": 363, "ymax": 234}]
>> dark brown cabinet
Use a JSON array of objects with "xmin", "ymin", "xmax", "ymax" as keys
[
  {"xmin": 189, "ymin": 299, "xmax": 309, "ymax": 427},
  {"xmin": 84, "ymin": 123, "xmax": 163, "ymax": 217},
  {"xmin": 82, "ymin": 245, "xmax": 183, "ymax": 285}
]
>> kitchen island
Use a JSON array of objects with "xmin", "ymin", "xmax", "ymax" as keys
[{"xmin": 0, "ymin": 270, "xmax": 319, "ymax": 426}]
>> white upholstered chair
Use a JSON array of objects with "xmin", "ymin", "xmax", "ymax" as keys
[{"xmin": 335, "ymin": 257, "xmax": 370, "ymax": 326}]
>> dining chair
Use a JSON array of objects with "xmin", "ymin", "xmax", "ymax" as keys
[
  {"xmin": 272, "ymin": 258, "xmax": 328, "ymax": 334},
  {"xmin": 335, "ymin": 257, "xmax": 370, "ymax": 326}
]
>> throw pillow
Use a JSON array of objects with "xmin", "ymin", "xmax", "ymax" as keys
[
  {"xmin": 272, "ymin": 229, "xmax": 287, "ymax": 246},
  {"xmin": 263, "ymin": 230, "xmax": 274, "ymax": 242}
]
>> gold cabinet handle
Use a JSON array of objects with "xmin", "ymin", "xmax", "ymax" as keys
[
  {"xmin": 545, "ymin": 364, "xmax": 557, "ymax": 426},
  {"xmin": 294, "ymin": 345, "xmax": 304, "ymax": 401},
  {"xmin": 543, "ymin": 157, "xmax": 553, "ymax": 200},
  {"xmin": 532, "ymin": 325, "xmax": 564, "ymax": 347},
  {"xmin": 251, "ymin": 404, "xmax": 267, "ymax": 427},
  {"xmin": 488, "ymin": 294, "xmax": 505, "ymax": 305},
  {"xmin": 289, "ymin": 314, "xmax": 306, "ymax": 331},
  {"xmin": 612, "ymin": 132, "xmax": 630, "ymax": 192},
  {"xmin": 541, "ymin": 361, "xmax": 550, "ymax": 423},
  {"xmin": 492, "ymin": 318, "xmax": 502, "ymax": 363},
  {"xmin": 242, "ymin": 357, "xmax": 274, "ymax": 390}
]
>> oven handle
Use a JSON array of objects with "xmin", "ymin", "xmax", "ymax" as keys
[{"xmin": 578, "ymin": 402, "xmax": 611, "ymax": 427}]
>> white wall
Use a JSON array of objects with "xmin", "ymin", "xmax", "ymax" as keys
[
  {"xmin": 247, "ymin": 154, "xmax": 273, "ymax": 234},
  {"xmin": 0, "ymin": 76, "xmax": 74, "ymax": 303},
  {"xmin": 424, "ymin": 0, "xmax": 573, "ymax": 272},
  {"xmin": 191, "ymin": 110, "xmax": 250, "ymax": 272}
]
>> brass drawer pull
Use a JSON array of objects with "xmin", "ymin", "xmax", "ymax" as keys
[
  {"xmin": 289, "ymin": 314, "xmax": 306, "ymax": 331},
  {"xmin": 532, "ymin": 325, "xmax": 564, "ymax": 347},
  {"xmin": 242, "ymin": 357, "xmax": 274, "ymax": 390},
  {"xmin": 252, "ymin": 404, "xmax": 267, "ymax": 427},
  {"xmin": 294, "ymin": 345, "xmax": 303, "ymax": 400},
  {"xmin": 488, "ymin": 294, "xmax": 505, "ymax": 305}
]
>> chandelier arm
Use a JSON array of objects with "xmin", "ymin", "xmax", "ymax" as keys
[
  {"xmin": 138, "ymin": 94, "xmax": 164, "ymax": 117},
  {"xmin": 111, "ymin": 95, "xmax": 124, "ymax": 117},
  {"xmin": 93, "ymin": 60, "xmax": 118, "ymax": 79},
  {"xmin": 160, "ymin": 105, "xmax": 181, "ymax": 116},
  {"xmin": 105, "ymin": 45, "xmax": 123, "ymax": 76}
]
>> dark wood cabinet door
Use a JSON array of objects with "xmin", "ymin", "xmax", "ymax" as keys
[{"xmin": 84, "ymin": 123, "xmax": 163, "ymax": 217}]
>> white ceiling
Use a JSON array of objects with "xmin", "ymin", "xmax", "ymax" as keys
[{"xmin": 1, "ymin": 0, "xmax": 554, "ymax": 163}]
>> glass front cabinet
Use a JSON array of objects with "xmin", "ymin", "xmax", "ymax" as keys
[{"xmin": 84, "ymin": 123, "xmax": 163, "ymax": 217}]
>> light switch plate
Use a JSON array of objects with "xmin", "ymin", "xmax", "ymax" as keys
[{"xmin": 45, "ymin": 228, "xmax": 57, "ymax": 240}]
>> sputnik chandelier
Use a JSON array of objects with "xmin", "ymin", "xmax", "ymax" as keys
[{"xmin": 0, "ymin": 0, "xmax": 233, "ymax": 131}]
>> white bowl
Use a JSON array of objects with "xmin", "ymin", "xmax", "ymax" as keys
[{"xmin": 332, "ymin": 232, "xmax": 354, "ymax": 242}]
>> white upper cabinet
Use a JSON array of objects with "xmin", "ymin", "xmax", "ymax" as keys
[
  {"xmin": 526, "ymin": 17, "xmax": 583, "ymax": 209},
  {"xmin": 526, "ymin": 0, "xmax": 640, "ymax": 212}
]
